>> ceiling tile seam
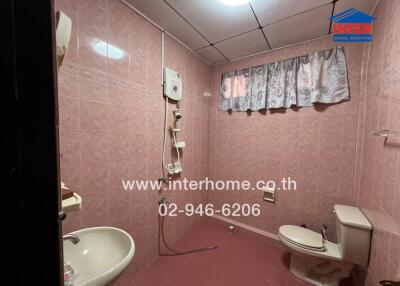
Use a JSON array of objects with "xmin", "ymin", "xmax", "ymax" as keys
[
  {"xmin": 156, "ymin": 0, "xmax": 335, "ymax": 63},
  {"xmin": 196, "ymin": 1, "xmax": 334, "ymax": 53},
  {"xmin": 249, "ymin": 3, "xmax": 271, "ymax": 50},
  {"xmin": 162, "ymin": 0, "xmax": 230, "ymax": 61},
  {"xmin": 213, "ymin": 33, "xmax": 333, "ymax": 66},
  {"xmin": 261, "ymin": 2, "xmax": 332, "ymax": 28},
  {"xmin": 211, "ymin": 44, "xmax": 230, "ymax": 61},
  {"xmin": 194, "ymin": 27, "xmax": 262, "ymax": 52},
  {"xmin": 119, "ymin": 0, "xmax": 211, "ymax": 65},
  {"xmin": 260, "ymin": 29, "xmax": 271, "ymax": 50},
  {"xmin": 329, "ymin": 0, "xmax": 339, "ymax": 34},
  {"xmin": 162, "ymin": 0, "xmax": 211, "ymax": 44},
  {"xmin": 194, "ymin": 44, "xmax": 212, "ymax": 52}
]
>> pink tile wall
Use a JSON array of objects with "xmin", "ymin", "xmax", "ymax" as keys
[
  {"xmin": 209, "ymin": 38, "xmax": 364, "ymax": 241},
  {"xmin": 356, "ymin": 0, "xmax": 400, "ymax": 284},
  {"xmin": 56, "ymin": 0, "xmax": 400, "ymax": 284},
  {"xmin": 55, "ymin": 0, "xmax": 210, "ymax": 278}
]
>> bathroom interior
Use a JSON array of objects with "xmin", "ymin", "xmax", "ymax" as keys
[{"xmin": 40, "ymin": 0, "xmax": 400, "ymax": 285}]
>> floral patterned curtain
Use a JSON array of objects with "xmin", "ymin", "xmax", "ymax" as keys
[{"xmin": 219, "ymin": 47, "xmax": 350, "ymax": 111}]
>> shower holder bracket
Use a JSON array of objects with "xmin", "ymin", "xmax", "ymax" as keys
[{"xmin": 174, "ymin": 142, "xmax": 186, "ymax": 149}]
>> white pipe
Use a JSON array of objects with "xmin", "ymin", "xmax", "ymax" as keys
[
  {"xmin": 161, "ymin": 30, "xmax": 165, "ymax": 86},
  {"xmin": 370, "ymin": 0, "xmax": 380, "ymax": 15},
  {"xmin": 119, "ymin": 0, "xmax": 210, "ymax": 65},
  {"xmin": 161, "ymin": 30, "xmax": 171, "ymax": 175},
  {"xmin": 120, "ymin": 0, "xmax": 162, "ymax": 30},
  {"xmin": 212, "ymin": 215, "xmax": 279, "ymax": 241}
]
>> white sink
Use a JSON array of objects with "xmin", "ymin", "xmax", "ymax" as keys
[{"xmin": 63, "ymin": 227, "xmax": 135, "ymax": 286}]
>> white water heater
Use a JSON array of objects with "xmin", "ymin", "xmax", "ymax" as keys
[{"xmin": 163, "ymin": 67, "xmax": 183, "ymax": 101}]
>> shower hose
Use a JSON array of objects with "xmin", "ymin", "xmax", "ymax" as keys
[
  {"xmin": 158, "ymin": 207, "xmax": 218, "ymax": 256},
  {"xmin": 159, "ymin": 98, "xmax": 217, "ymax": 256}
]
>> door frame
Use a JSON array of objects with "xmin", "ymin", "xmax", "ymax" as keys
[{"xmin": 1, "ymin": 0, "xmax": 62, "ymax": 285}]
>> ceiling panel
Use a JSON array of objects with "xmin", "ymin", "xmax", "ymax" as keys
[
  {"xmin": 166, "ymin": 0, "xmax": 259, "ymax": 43},
  {"xmin": 196, "ymin": 46, "xmax": 227, "ymax": 65},
  {"xmin": 214, "ymin": 29, "xmax": 269, "ymax": 60},
  {"xmin": 126, "ymin": 0, "xmax": 209, "ymax": 49},
  {"xmin": 334, "ymin": 0, "xmax": 378, "ymax": 15},
  {"xmin": 126, "ymin": 0, "xmax": 377, "ymax": 65},
  {"xmin": 251, "ymin": 0, "xmax": 332, "ymax": 26},
  {"xmin": 263, "ymin": 4, "xmax": 332, "ymax": 49}
]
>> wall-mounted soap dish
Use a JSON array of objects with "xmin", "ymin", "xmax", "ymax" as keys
[
  {"xmin": 62, "ymin": 193, "xmax": 82, "ymax": 214},
  {"xmin": 262, "ymin": 187, "xmax": 275, "ymax": 203}
]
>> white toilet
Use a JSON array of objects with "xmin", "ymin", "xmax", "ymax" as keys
[{"xmin": 278, "ymin": 204, "xmax": 372, "ymax": 286}]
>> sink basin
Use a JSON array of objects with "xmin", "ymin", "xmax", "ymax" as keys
[{"xmin": 63, "ymin": 227, "xmax": 135, "ymax": 286}]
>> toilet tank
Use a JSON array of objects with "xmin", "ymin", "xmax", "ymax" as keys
[{"xmin": 334, "ymin": 205, "xmax": 372, "ymax": 267}]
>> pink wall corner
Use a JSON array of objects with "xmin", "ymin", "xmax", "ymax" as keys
[{"xmin": 355, "ymin": 0, "xmax": 400, "ymax": 284}]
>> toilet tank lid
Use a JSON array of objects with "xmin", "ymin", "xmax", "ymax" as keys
[{"xmin": 334, "ymin": 205, "xmax": 372, "ymax": 230}]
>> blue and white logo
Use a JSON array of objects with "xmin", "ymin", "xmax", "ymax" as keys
[{"xmin": 330, "ymin": 8, "xmax": 375, "ymax": 42}]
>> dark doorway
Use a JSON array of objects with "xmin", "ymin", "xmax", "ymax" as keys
[{"xmin": 1, "ymin": 0, "xmax": 62, "ymax": 285}]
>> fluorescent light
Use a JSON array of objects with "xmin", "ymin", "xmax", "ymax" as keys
[
  {"xmin": 218, "ymin": 0, "xmax": 250, "ymax": 6},
  {"xmin": 92, "ymin": 39, "xmax": 126, "ymax": 60}
]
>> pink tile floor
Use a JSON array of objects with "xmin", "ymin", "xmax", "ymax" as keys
[{"xmin": 126, "ymin": 219, "xmax": 315, "ymax": 286}]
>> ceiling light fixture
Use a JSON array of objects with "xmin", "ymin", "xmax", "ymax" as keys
[{"xmin": 218, "ymin": 0, "xmax": 250, "ymax": 7}]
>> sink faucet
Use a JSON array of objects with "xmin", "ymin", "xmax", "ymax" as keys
[
  {"xmin": 321, "ymin": 224, "xmax": 328, "ymax": 251},
  {"xmin": 63, "ymin": 234, "xmax": 79, "ymax": 285},
  {"xmin": 63, "ymin": 234, "xmax": 80, "ymax": 244}
]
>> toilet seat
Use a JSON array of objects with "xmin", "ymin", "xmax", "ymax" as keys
[{"xmin": 279, "ymin": 225, "xmax": 326, "ymax": 252}]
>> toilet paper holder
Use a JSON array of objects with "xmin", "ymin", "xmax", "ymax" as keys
[{"xmin": 262, "ymin": 187, "xmax": 275, "ymax": 203}]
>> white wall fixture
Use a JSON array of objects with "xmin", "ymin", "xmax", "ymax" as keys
[
  {"xmin": 62, "ymin": 193, "xmax": 82, "ymax": 214},
  {"xmin": 163, "ymin": 67, "xmax": 183, "ymax": 101},
  {"xmin": 55, "ymin": 10, "xmax": 72, "ymax": 68},
  {"xmin": 262, "ymin": 186, "xmax": 275, "ymax": 203}
]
